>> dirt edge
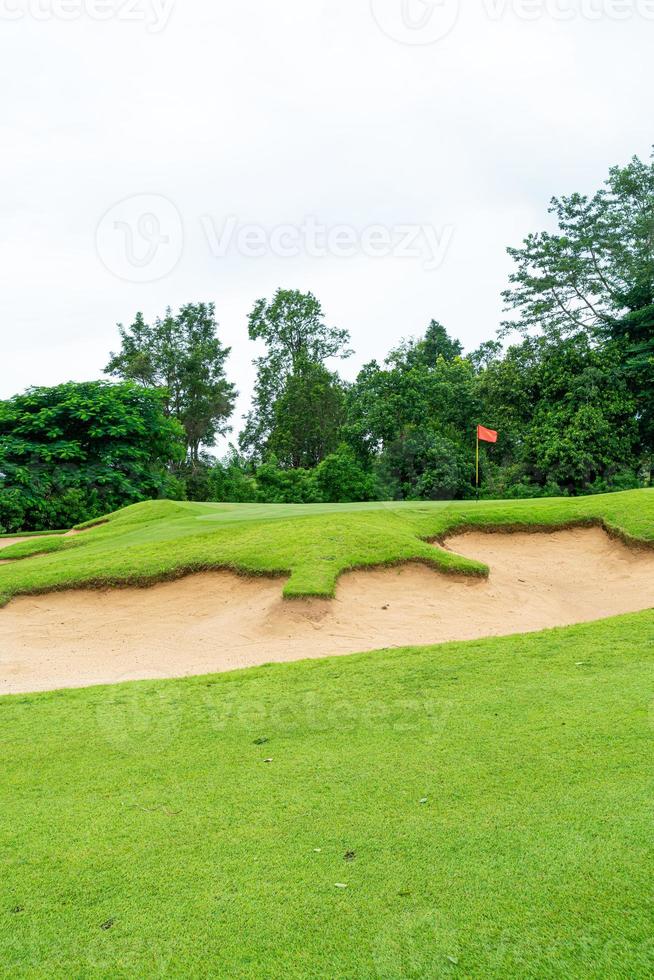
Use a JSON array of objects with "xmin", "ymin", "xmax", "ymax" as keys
[{"xmin": 434, "ymin": 517, "xmax": 654, "ymax": 554}]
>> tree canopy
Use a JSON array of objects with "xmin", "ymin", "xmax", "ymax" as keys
[
  {"xmin": 240, "ymin": 289, "xmax": 352, "ymax": 461},
  {"xmin": 0, "ymin": 382, "xmax": 184, "ymax": 531},
  {"xmin": 267, "ymin": 356, "xmax": 346, "ymax": 469},
  {"xmin": 503, "ymin": 150, "xmax": 654, "ymax": 456},
  {"xmin": 105, "ymin": 303, "xmax": 236, "ymax": 466}
]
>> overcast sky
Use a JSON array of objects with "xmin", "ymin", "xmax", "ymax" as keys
[{"xmin": 2, "ymin": 0, "xmax": 652, "ymax": 448}]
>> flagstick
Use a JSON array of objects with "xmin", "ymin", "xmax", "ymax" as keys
[{"xmin": 476, "ymin": 430, "xmax": 479, "ymax": 502}]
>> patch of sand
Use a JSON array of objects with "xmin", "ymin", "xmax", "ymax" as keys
[{"xmin": 1, "ymin": 527, "xmax": 653, "ymax": 695}]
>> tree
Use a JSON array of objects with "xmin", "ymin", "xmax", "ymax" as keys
[
  {"xmin": 502, "ymin": 151, "xmax": 654, "ymax": 469},
  {"xmin": 344, "ymin": 322, "xmax": 478, "ymax": 500},
  {"xmin": 205, "ymin": 450, "xmax": 258, "ymax": 504},
  {"xmin": 387, "ymin": 319, "xmax": 464, "ymax": 370},
  {"xmin": 476, "ymin": 334, "xmax": 639, "ymax": 495},
  {"xmin": 105, "ymin": 303, "xmax": 236, "ymax": 466},
  {"xmin": 474, "ymin": 338, "xmax": 540, "ymax": 472},
  {"xmin": 240, "ymin": 289, "xmax": 352, "ymax": 459},
  {"xmin": 523, "ymin": 335, "xmax": 639, "ymax": 492},
  {"xmin": 346, "ymin": 324, "xmax": 479, "ymax": 461},
  {"xmin": 253, "ymin": 459, "xmax": 321, "ymax": 504},
  {"xmin": 375, "ymin": 426, "xmax": 471, "ymax": 501},
  {"xmin": 267, "ymin": 357, "xmax": 346, "ymax": 469},
  {"xmin": 468, "ymin": 339, "xmax": 502, "ymax": 373},
  {"xmin": 368, "ymin": 424, "xmax": 474, "ymax": 500},
  {"xmin": 314, "ymin": 445, "xmax": 377, "ymax": 503},
  {"xmin": 0, "ymin": 382, "xmax": 184, "ymax": 531}
]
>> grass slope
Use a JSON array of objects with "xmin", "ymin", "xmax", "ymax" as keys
[
  {"xmin": 0, "ymin": 531, "xmax": 67, "ymax": 540},
  {"xmin": 0, "ymin": 489, "xmax": 652, "ymax": 605},
  {"xmin": 1, "ymin": 612, "xmax": 654, "ymax": 977}
]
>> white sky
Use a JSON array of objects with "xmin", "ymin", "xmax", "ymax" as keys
[{"xmin": 2, "ymin": 0, "xmax": 653, "ymax": 448}]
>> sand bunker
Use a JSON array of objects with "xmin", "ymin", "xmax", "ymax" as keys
[{"xmin": 1, "ymin": 526, "xmax": 653, "ymax": 695}]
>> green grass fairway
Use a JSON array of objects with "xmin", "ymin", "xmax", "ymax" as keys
[
  {"xmin": 1, "ymin": 613, "xmax": 654, "ymax": 977},
  {"xmin": 0, "ymin": 488, "xmax": 652, "ymax": 604},
  {"xmin": 1, "ymin": 490, "xmax": 653, "ymax": 976}
]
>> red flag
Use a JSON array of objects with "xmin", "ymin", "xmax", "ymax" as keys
[{"xmin": 477, "ymin": 425, "xmax": 498, "ymax": 444}]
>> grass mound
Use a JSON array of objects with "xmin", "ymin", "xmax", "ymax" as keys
[{"xmin": 0, "ymin": 489, "xmax": 652, "ymax": 605}]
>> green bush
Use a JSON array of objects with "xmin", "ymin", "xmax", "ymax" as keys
[
  {"xmin": 314, "ymin": 446, "xmax": 377, "ymax": 503},
  {"xmin": 0, "ymin": 381, "xmax": 184, "ymax": 531},
  {"xmin": 0, "ymin": 487, "xmax": 28, "ymax": 534},
  {"xmin": 255, "ymin": 459, "xmax": 321, "ymax": 504},
  {"xmin": 207, "ymin": 460, "xmax": 258, "ymax": 503}
]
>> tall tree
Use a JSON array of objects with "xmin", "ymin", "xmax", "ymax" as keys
[
  {"xmin": 502, "ymin": 151, "xmax": 654, "ymax": 468},
  {"xmin": 524, "ymin": 336, "xmax": 639, "ymax": 492},
  {"xmin": 476, "ymin": 334, "xmax": 640, "ymax": 495},
  {"xmin": 267, "ymin": 356, "xmax": 346, "ymax": 469},
  {"xmin": 240, "ymin": 289, "xmax": 352, "ymax": 460},
  {"xmin": 346, "ymin": 323, "xmax": 478, "ymax": 459},
  {"xmin": 105, "ymin": 303, "xmax": 237, "ymax": 466},
  {"xmin": 345, "ymin": 322, "xmax": 479, "ymax": 499}
]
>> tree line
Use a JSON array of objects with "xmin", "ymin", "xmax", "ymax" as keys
[{"xmin": 1, "ymin": 151, "xmax": 652, "ymax": 531}]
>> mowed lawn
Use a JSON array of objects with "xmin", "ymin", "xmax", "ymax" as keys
[
  {"xmin": 1, "ymin": 488, "xmax": 653, "ymax": 602},
  {"xmin": 1, "ymin": 490, "xmax": 654, "ymax": 976},
  {"xmin": 1, "ymin": 614, "xmax": 654, "ymax": 976}
]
